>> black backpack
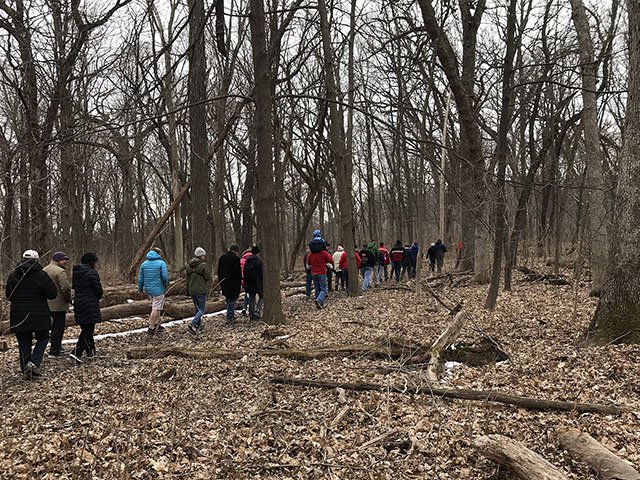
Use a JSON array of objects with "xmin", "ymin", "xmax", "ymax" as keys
[{"xmin": 309, "ymin": 239, "xmax": 324, "ymax": 253}]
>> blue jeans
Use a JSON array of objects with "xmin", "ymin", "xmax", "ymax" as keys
[
  {"xmin": 191, "ymin": 295, "xmax": 206, "ymax": 328},
  {"xmin": 16, "ymin": 330, "xmax": 49, "ymax": 371},
  {"xmin": 392, "ymin": 262, "xmax": 402, "ymax": 281},
  {"xmin": 305, "ymin": 271, "xmax": 313, "ymax": 297},
  {"xmin": 377, "ymin": 264, "xmax": 388, "ymax": 281},
  {"xmin": 225, "ymin": 297, "xmax": 237, "ymax": 322},
  {"xmin": 242, "ymin": 292, "xmax": 249, "ymax": 312},
  {"xmin": 362, "ymin": 267, "xmax": 373, "ymax": 291},
  {"xmin": 313, "ymin": 274, "xmax": 328, "ymax": 305}
]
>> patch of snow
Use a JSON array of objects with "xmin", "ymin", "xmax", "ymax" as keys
[{"xmin": 61, "ymin": 310, "xmax": 227, "ymax": 344}]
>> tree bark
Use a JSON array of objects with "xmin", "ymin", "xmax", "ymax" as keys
[
  {"xmin": 588, "ymin": 0, "xmax": 640, "ymax": 344},
  {"xmin": 188, "ymin": 0, "xmax": 210, "ymax": 254},
  {"xmin": 271, "ymin": 377, "xmax": 628, "ymax": 415},
  {"xmin": 474, "ymin": 434, "xmax": 569, "ymax": 480},
  {"xmin": 557, "ymin": 427, "xmax": 640, "ymax": 480},
  {"xmin": 426, "ymin": 311, "xmax": 468, "ymax": 381},
  {"xmin": 485, "ymin": 0, "xmax": 516, "ymax": 309},
  {"xmin": 319, "ymin": 0, "xmax": 358, "ymax": 295},
  {"xmin": 569, "ymin": 0, "xmax": 609, "ymax": 295},
  {"xmin": 249, "ymin": 0, "xmax": 286, "ymax": 324}
]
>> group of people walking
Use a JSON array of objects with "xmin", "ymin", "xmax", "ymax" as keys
[
  {"xmin": 5, "ymin": 250, "xmax": 103, "ymax": 379},
  {"xmin": 302, "ymin": 231, "xmax": 450, "ymax": 309},
  {"xmin": 4, "ymin": 232, "xmax": 453, "ymax": 380}
]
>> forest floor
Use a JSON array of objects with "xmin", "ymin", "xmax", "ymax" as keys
[{"xmin": 0, "ymin": 265, "xmax": 639, "ymax": 479}]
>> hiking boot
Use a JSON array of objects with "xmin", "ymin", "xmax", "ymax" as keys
[
  {"xmin": 147, "ymin": 328, "xmax": 156, "ymax": 336},
  {"xmin": 155, "ymin": 324, "xmax": 166, "ymax": 333},
  {"xmin": 241, "ymin": 309, "xmax": 247, "ymax": 316},
  {"xmin": 314, "ymin": 300, "xmax": 322, "ymax": 309},
  {"xmin": 23, "ymin": 362, "xmax": 41, "ymax": 380},
  {"xmin": 187, "ymin": 324, "xmax": 199, "ymax": 336}
]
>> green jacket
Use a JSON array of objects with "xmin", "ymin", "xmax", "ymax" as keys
[
  {"xmin": 42, "ymin": 261, "xmax": 72, "ymax": 312},
  {"xmin": 186, "ymin": 257, "xmax": 211, "ymax": 296}
]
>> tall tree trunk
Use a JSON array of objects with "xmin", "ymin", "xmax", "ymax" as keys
[
  {"xmin": 249, "ymin": 0, "xmax": 285, "ymax": 324},
  {"xmin": 188, "ymin": 0, "xmax": 210, "ymax": 254},
  {"xmin": 319, "ymin": 0, "xmax": 358, "ymax": 296},
  {"xmin": 485, "ymin": 0, "xmax": 516, "ymax": 309},
  {"xmin": 588, "ymin": 0, "xmax": 640, "ymax": 345},
  {"xmin": 569, "ymin": 0, "xmax": 608, "ymax": 295}
]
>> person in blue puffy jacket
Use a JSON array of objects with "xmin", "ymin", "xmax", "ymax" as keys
[{"xmin": 138, "ymin": 247, "xmax": 169, "ymax": 335}]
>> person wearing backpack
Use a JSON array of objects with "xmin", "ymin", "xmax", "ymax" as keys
[
  {"xmin": 186, "ymin": 247, "xmax": 212, "ymax": 334},
  {"xmin": 390, "ymin": 240, "xmax": 404, "ymax": 282},
  {"xmin": 243, "ymin": 246, "xmax": 263, "ymax": 320},
  {"xmin": 217, "ymin": 245, "xmax": 242, "ymax": 326}
]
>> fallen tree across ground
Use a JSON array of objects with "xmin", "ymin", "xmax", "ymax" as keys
[
  {"xmin": 474, "ymin": 434, "xmax": 569, "ymax": 480},
  {"xmin": 270, "ymin": 377, "xmax": 631, "ymax": 415},
  {"xmin": 0, "ymin": 298, "xmax": 236, "ymax": 335},
  {"xmin": 557, "ymin": 427, "xmax": 640, "ymax": 480}
]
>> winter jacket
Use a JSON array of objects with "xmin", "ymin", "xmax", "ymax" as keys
[
  {"xmin": 43, "ymin": 261, "xmax": 72, "ymax": 312},
  {"xmin": 427, "ymin": 244, "xmax": 437, "ymax": 262},
  {"xmin": 433, "ymin": 241, "xmax": 447, "ymax": 261},
  {"xmin": 366, "ymin": 242, "xmax": 379, "ymax": 265},
  {"xmin": 409, "ymin": 243, "xmax": 419, "ymax": 264},
  {"xmin": 403, "ymin": 246, "xmax": 412, "ymax": 266},
  {"xmin": 138, "ymin": 250, "xmax": 169, "ymax": 296},
  {"xmin": 186, "ymin": 257, "xmax": 212, "ymax": 297},
  {"xmin": 5, "ymin": 260, "xmax": 57, "ymax": 333},
  {"xmin": 72, "ymin": 263, "xmax": 103, "ymax": 325},
  {"xmin": 379, "ymin": 247, "xmax": 390, "ymax": 265},
  {"xmin": 217, "ymin": 251, "xmax": 242, "ymax": 299},
  {"xmin": 359, "ymin": 249, "xmax": 376, "ymax": 268},
  {"xmin": 332, "ymin": 250, "xmax": 343, "ymax": 272},
  {"xmin": 390, "ymin": 244, "xmax": 405, "ymax": 263},
  {"xmin": 339, "ymin": 251, "xmax": 361, "ymax": 270},
  {"xmin": 308, "ymin": 250, "xmax": 333, "ymax": 275},
  {"xmin": 243, "ymin": 255, "xmax": 263, "ymax": 296}
]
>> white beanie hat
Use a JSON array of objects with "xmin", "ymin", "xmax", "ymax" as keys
[
  {"xmin": 22, "ymin": 249, "xmax": 39, "ymax": 260},
  {"xmin": 194, "ymin": 247, "xmax": 206, "ymax": 257}
]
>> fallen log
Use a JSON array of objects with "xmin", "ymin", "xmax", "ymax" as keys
[
  {"xmin": 474, "ymin": 434, "xmax": 568, "ymax": 480},
  {"xmin": 426, "ymin": 311, "xmax": 468, "ymax": 381},
  {"xmin": 127, "ymin": 338, "xmax": 429, "ymax": 362},
  {"xmin": 0, "ymin": 298, "xmax": 232, "ymax": 335},
  {"xmin": 557, "ymin": 427, "xmax": 640, "ymax": 480},
  {"xmin": 271, "ymin": 377, "xmax": 629, "ymax": 415}
]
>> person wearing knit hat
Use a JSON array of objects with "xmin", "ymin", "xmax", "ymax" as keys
[
  {"xmin": 69, "ymin": 253, "xmax": 103, "ymax": 362},
  {"xmin": 185, "ymin": 247, "xmax": 211, "ymax": 335},
  {"xmin": 5, "ymin": 250, "xmax": 57, "ymax": 379},
  {"xmin": 43, "ymin": 251, "xmax": 72, "ymax": 358},
  {"xmin": 332, "ymin": 246, "xmax": 345, "ymax": 291}
]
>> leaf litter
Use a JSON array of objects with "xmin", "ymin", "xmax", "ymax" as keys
[{"xmin": 0, "ymin": 267, "xmax": 638, "ymax": 479}]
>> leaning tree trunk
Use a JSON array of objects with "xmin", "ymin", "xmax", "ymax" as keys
[
  {"xmin": 588, "ymin": 0, "xmax": 640, "ymax": 345},
  {"xmin": 249, "ymin": 0, "xmax": 286, "ymax": 324}
]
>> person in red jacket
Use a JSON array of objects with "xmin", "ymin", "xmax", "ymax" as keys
[
  {"xmin": 338, "ymin": 249, "xmax": 361, "ymax": 290},
  {"xmin": 307, "ymin": 248, "xmax": 333, "ymax": 309},
  {"xmin": 389, "ymin": 240, "xmax": 405, "ymax": 282},
  {"xmin": 378, "ymin": 242, "xmax": 390, "ymax": 282}
]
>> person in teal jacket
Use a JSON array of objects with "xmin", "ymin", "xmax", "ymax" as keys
[{"xmin": 138, "ymin": 248, "xmax": 169, "ymax": 335}]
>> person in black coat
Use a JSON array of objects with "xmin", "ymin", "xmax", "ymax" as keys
[
  {"xmin": 5, "ymin": 250, "xmax": 57, "ymax": 379},
  {"xmin": 69, "ymin": 252, "xmax": 103, "ymax": 362},
  {"xmin": 217, "ymin": 244, "xmax": 242, "ymax": 324},
  {"xmin": 242, "ymin": 246, "xmax": 263, "ymax": 320}
]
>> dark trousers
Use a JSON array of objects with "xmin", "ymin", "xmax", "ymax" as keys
[
  {"xmin": 49, "ymin": 311, "xmax": 66, "ymax": 355},
  {"xmin": 342, "ymin": 270, "xmax": 350, "ymax": 290},
  {"xmin": 392, "ymin": 262, "xmax": 402, "ymax": 281},
  {"xmin": 16, "ymin": 330, "xmax": 49, "ymax": 371},
  {"xmin": 335, "ymin": 271, "xmax": 345, "ymax": 290},
  {"xmin": 72, "ymin": 323, "xmax": 96, "ymax": 357}
]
